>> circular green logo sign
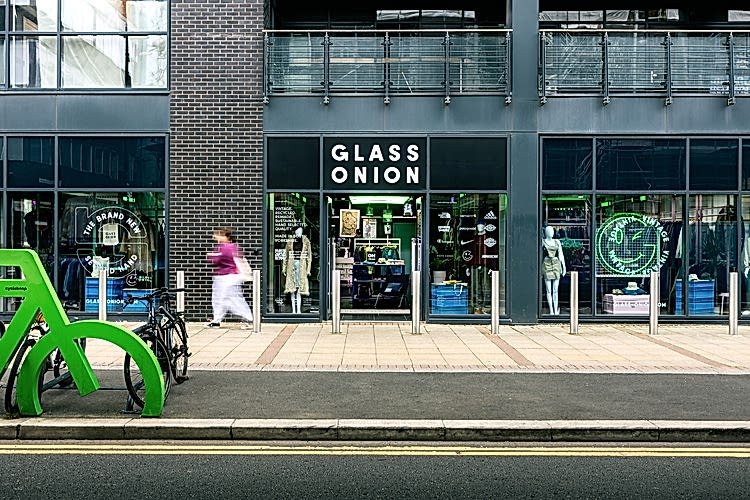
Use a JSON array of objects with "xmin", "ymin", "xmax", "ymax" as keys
[{"xmin": 596, "ymin": 213, "xmax": 670, "ymax": 276}]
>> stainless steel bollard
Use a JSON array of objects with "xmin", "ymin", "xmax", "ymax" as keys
[
  {"xmin": 490, "ymin": 270, "xmax": 499, "ymax": 334},
  {"xmin": 649, "ymin": 271, "xmax": 659, "ymax": 335},
  {"xmin": 332, "ymin": 269, "xmax": 341, "ymax": 334},
  {"xmin": 411, "ymin": 270, "xmax": 421, "ymax": 334},
  {"xmin": 569, "ymin": 271, "xmax": 579, "ymax": 334},
  {"xmin": 252, "ymin": 269, "xmax": 261, "ymax": 334},
  {"xmin": 729, "ymin": 271, "xmax": 738, "ymax": 336},
  {"xmin": 98, "ymin": 270, "xmax": 107, "ymax": 321},
  {"xmin": 176, "ymin": 270, "xmax": 185, "ymax": 313}
]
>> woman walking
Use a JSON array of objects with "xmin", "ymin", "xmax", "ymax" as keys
[{"xmin": 206, "ymin": 227, "xmax": 254, "ymax": 329}]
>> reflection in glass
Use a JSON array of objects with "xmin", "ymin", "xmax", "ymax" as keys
[
  {"xmin": 429, "ymin": 194, "xmax": 507, "ymax": 315},
  {"xmin": 688, "ymin": 195, "xmax": 737, "ymax": 316},
  {"xmin": 596, "ymin": 139, "xmax": 686, "ymax": 190},
  {"xmin": 689, "ymin": 139, "xmax": 738, "ymax": 190},
  {"xmin": 126, "ymin": 0, "xmax": 167, "ymax": 31},
  {"xmin": 266, "ymin": 193, "xmax": 320, "ymax": 315},
  {"xmin": 61, "ymin": 0, "xmax": 167, "ymax": 32},
  {"xmin": 741, "ymin": 141, "xmax": 750, "ymax": 190},
  {"xmin": 11, "ymin": 0, "xmax": 56, "ymax": 31},
  {"xmin": 10, "ymin": 36, "xmax": 57, "ymax": 88},
  {"xmin": 541, "ymin": 195, "xmax": 592, "ymax": 316},
  {"xmin": 58, "ymin": 192, "xmax": 165, "ymax": 313},
  {"xmin": 58, "ymin": 137, "xmax": 165, "ymax": 188},
  {"xmin": 128, "ymin": 35, "xmax": 167, "ymax": 88},
  {"xmin": 62, "ymin": 35, "xmax": 126, "ymax": 88},
  {"xmin": 595, "ymin": 194, "xmax": 684, "ymax": 316},
  {"xmin": 542, "ymin": 138, "xmax": 593, "ymax": 190},
  {"xmin": 741, "ymin": 195, "xmax": 750, "ymax": 313},
  {"xmin": 8, "ymin": 137, "xmax": 54, "ymax": 188}
]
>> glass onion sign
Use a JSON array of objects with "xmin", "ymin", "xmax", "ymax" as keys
[
  {"xmin": 595, "ymin": 212, "xmax": 670, "ymax": 277},
  {"xmin": 323, "ymin": 138, "xmax": 426, "ymax": 190}
]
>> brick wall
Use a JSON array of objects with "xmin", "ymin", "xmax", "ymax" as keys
[{"xmin": 170, "ymin": 0, "xmax": 264, "ymax": 321}]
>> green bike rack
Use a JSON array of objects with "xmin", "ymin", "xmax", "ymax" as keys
[{"xmin": 0, "ymin": 249, "xmax": 165, "ymax": 417}]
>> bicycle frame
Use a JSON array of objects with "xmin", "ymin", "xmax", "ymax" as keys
[{"xmin": 0, "ymin": 249, "xmax": 165, "ymax": 417}]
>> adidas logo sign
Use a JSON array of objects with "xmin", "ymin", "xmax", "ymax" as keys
[{"xmin": 484, "ymin": 210, "xmax": 497, "ymax": 220}]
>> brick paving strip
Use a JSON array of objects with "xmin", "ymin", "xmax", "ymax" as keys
[
  {"xmin": 617, "ymin": 326, "xmax": 735, "ymax": 369},
  {"xmin": 254, "ymin": 324, "xmax": 298, "ymax": 365},
  {"xmin": 476, "ymin": 326, "xmax": 534, "ymax": 367}
]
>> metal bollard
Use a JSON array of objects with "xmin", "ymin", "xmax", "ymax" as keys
[
  {"xmin": 649, "ymin": 271, "xmax": 659, "ymax": 335},
  {"xmin": 490, "ymin": 270, "xmax": 499, "ymax": 334},
  {"xmin": 176, "ymin": 270, "xmax": 185, "ymax": 313},
  {"xmin": 569, "ymin": 271, "xmax": 579, "ymax": 334},
  {"xmin": 729, "ymin": 271, "xmax": 738, "ymax": 336},
  {"xmin": 98, "ymin": 270, "xmax": 107, "ymax": 321},
  {"xmin": 411, "ymin": 270, "xmax": 421, "ymax": 334},
  {"xmin": 252, "ymin": 269, "xmax": 261, "ymax": 334},
  {"xmin": 332, "ymin": 269, "xmax": 341, "ymax": 334}
]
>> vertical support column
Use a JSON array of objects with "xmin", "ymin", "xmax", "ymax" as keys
[
  {"xmin": 443, "ymin": 31, "xmax": 451, "ymax": 105},
  {"xmin": 491, "ymin": 270, "xmax": 499, "ymax": 334},
  {"xmin": 176, "ymin": 270, "xmax": 185, "ymax": 313},
  {"xmin": 98, "ymin": 270, "xmax": 107, "ymax": 321},
  {"xmin": 262, "ymin": 33, "xmax": 270, "ymax": 104},
  {"xmin": 728, "ymin": 33, "xmax": 736, "ymax": 106},
  {"xmin": 729, "ymin": 271, "xmax": 739, "ymax": 336},
  {"xmin": 664, "ymin": 32, "xmax": 673, "ymax": 105},
  {"xmin": 252, "ymin": 269, "xmax": 261, "ymax": 334},
  {"xmin": 411, "ymin": 270, "xmax": 421, "ymax": 334},
  {"xmin": 332, "ymin": 269, "xmax": 341, "ymax": 334},
  {"xmin": 601, "ymin": 32, "xmax": 610, "ymax": 105},
  {"xmin": 323, "ymin": 32, "xmax": 331, "ymax": 105},
  {"xmin": 649, "ymin": 271, "xmax": 659, "ymax": 336},
  {"xmin": 569, "ymin": 271, "xmax": 579, "ymax": 334},
  {"xmin": 383, "ymin": 32, "xmax": 391, "ymax": 104}
]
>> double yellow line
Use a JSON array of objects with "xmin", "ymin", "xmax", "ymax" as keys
[{"xmin": 1, "ymin": 444, "xmax": 749, "ymax": 457}]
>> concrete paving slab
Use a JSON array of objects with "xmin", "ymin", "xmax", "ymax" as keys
[
  {"xmin": 338, "ymin": 419, "xmax": 444, "ymax": 441},
  {"xmin": 233, "ymin": 419, "xmax": 338, "ymax": 440},
  {"xmin": 124, "ymin": 418, "xmax": 234, "ymax": 440},
  {"xmin": 19, "ymin": 418, "xmax": 130, "ymax": 440}
]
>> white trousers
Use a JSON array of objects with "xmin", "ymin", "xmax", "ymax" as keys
[{"xmin": 212, "ymin": 273, "xmax": 254, "ymax": 323}]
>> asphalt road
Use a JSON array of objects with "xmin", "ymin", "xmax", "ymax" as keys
[
  {"xmin": 21, "ymin": 371, "xmax": 750, "ymax": 420},
  {"xmin": 1, "ymin": 442, "xmax": 749, "ymax": 499}
]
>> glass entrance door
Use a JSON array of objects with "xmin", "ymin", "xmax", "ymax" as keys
[{"xmin": 328, "ymin": 193, "xmax": 423, "ymax": 321}]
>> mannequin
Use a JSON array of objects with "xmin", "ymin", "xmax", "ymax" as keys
[
  {"xmin": 743, "ymin": 234, "xmax": 750, "ymax": 313},
  {"xmin": 282, "ymin": 226, "xmax": 312, "ymax": 314},
  {"xmin": 542, "ymin": 226, "xmax": 566, "ymax": 315}
]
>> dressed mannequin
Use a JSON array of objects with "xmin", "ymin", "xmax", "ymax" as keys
[
  {"xmin": 743, "ymin": 234, "xmax": 750, "ymax": 313},
  {"xmin": 542, "ymin": 226, "xmax": 566, "ymax": 315},
  {"xmin": 282, "ymin": 226, "xmax": 312, "ymax": 314}
]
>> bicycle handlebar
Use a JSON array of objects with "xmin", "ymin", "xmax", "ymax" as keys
[{"xmin": 125, "ymin": 287, "xmax": 187, "ymax": 305}]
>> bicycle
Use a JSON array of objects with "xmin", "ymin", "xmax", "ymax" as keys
[{"xmin": 123, "ymin": 288, "xmax": 189, "ymax": 409}]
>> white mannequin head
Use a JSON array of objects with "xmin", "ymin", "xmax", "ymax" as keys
[
  {"xmin": 544, "ymin": 226, "xmax": 554, "ymax": 239},
  {"xmin": 294, "ymin": 226, "xmax": 303, "ymax": 238}
]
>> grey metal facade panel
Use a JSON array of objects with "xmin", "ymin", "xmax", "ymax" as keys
[
  {"xmin": 538, "ymin": 98, "xmax": 750, "ymax": 135},
  {"xmin": 0, "ymin": 94, "xmax": 169, "ymax": 133}
]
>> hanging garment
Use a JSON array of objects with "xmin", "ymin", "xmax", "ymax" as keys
[
  {"xmin": 283, "ymin": 235, "xmax": 312, "ymax": 295},
  {"xmin": 542, "ymin": 238, "xmax": 563, "ymax": 280}
]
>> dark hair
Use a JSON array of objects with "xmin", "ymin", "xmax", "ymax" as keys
[{"xmin": 214, "ymin": 227, "xmax": 235, "ymax": 242}]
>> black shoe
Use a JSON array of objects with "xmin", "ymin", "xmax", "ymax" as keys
[{"xmin": 206, "ymin": 322, "xmax": 221, "ymax": 328}]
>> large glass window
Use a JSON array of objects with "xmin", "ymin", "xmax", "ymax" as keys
[
  {"xmin": 61, "ymin": 35, "xmax": 126, "ymax": 88},
  {"xmin": 742, "ymin": 140, "xmax": 750, "ymax": 190},
  {"xmin": 58, "ymin": 137, "xmax": 165, "ymax": 188},
  {"xmin": 128, "ymin": 35, "xmax": 167, "ymax": 88},
  {"xmin": 266, "ymin": 193, "xmax": 320, "ymax": 315},
  {"xmin": 596, "ymin": 139, "xmax": 686, "ymax": 190},
  {"xmin": 595, "ymin": 194, "xmax": 684, "ymax": 316},
  {"xmin": 11, "ymin": 0, "xmax": 56, "ymax": 31},
  {"xmin": 8, "ymin": 136, "xmax": 54, "ymax": 188},
  {"xmin": 10, "ymin": 35, "xmax": 56, "ymax": 88},
  {"xmin": 741, "ymin": 195, "xmax": 750, "ymax": 313},
  {"xmin": 541, "ymin": 195, "xmax": 592, "ymax": 316},
  {"xmin": 688, "ymin": 195, "xmax": 737, "ymax": 316},
  {"xmin": 690, "ymin": 139, "xmax": 739, "ymax": 190},
  {"xmin": 542, "ymin": 139, "xmax": 593, "ymax": 190},
  {"xmin": 429, "ymin": 193, "xmax": 507, "ymax": 316},
  {"xmin": 58, "ymin": 192, "xmax": 165, "ymax": 313},
  {"xmin": 7, "ymin": 192, "xmax": 54, "ymax": 275},
  {"xmin": 61, "ymin": 0, "xmax": 167, "ymax": 32}
]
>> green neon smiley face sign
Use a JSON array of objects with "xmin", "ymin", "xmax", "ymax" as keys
[{"xmin": 596, "ymin": 213, "xmax": 670, "ymax": 276}]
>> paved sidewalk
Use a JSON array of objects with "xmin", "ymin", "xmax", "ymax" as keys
[{"xmin": 85, "ymin": 322, "xmax": 750, "ymax": 374}]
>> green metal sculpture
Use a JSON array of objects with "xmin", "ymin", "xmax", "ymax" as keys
[{"xmin": 0, "ymin": 249, "xmax": 164, "ymax": 417}]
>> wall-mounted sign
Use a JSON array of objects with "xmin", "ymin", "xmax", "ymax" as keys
[
  {"xmin": 323, "ymin": 138, "xmax": 426, "ymax": 190},
  {"xmin": 595, "ymin": 212, "xmax": 670, "ymax": 277}
]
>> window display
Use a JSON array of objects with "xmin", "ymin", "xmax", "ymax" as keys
[
  {"xmin": 266, "ymin": 193, "xmax": 320, "ymax": 315},
  {"xmin": 429, "ymin": 193, "xmax": 506, "ymax": 315}
]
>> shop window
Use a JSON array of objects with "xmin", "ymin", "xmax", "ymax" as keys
[
  {"xmin": 690, "ymin": 139, "xmax": 739, "ymax": 190},
  {"xmin": 267, "ymin": 138, "xmax": 320, "ymax": 190},
  {"xmin": 596, "ymin": 139, "xmax": 686, "ymax": 191},
  {"xmin": 7, "ymin": 192, "xmax": 54, "ymax": 274},
  {"xmin": 429, "ymin": 193, "xmax": 506, "ymax": 316},
  {"xmin": 541, "ymin": 195, "xmax": 592, "ymax": 316},
  {"xmin": 430, "ymin": 138, "xmax": 507, "ymax": 190},
  {"xmin": 58, "ymin": 192, "xmax": 165, "ymax": 314},
  {"xmin": 741, "ymin": 195, "xmax": 750, "ymax": 313},
  {"xmin": 542, "ymin": 138, "xmax": 593, "ymax": 191},
  {"xmin": 742, "ymin": 141, "xmax": 750, "ymax": 190},
  {"xmin": 688, "ymin": 194, "xmax": 737, "ymax": 316},
  {"xmin": 594, "ymin": 194, "xmax": 684, "ymax": 316},
  {"xmin": 8, "ymin": 136, "xmax": 53, "ymax": 188},
  {"xmin": 58, "ymin": 137, "xmax": 165, "ymax": 188},
  {"xmin": 266, "ymin": 193, "xmax": 320, "ymax": 315}
]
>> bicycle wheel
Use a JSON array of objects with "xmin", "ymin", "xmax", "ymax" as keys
[
  {"xmin": 52, "ymin": 338, "xmax": 87, "ymax": 388},
  {"xmin": 164, "ymin": 318, "xmax": 189, "ymax": 383},
  {"xmin": 4, "ymin": 339, "xmax": 48, "ymax": 414},
  {"xmin": 123, "ymin": 334, "xmax": 171, "ymax": 409}
]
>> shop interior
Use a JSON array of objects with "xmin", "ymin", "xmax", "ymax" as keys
[{"xmin": 329, "ymin": 194, "xmax": 422, "ymax": 316}]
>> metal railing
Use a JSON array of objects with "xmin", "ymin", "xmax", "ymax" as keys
[
  {"xmin": 540, "ymin": 30, "xmax": 750, "ymax": 104},
  {"xmin": 264, "ymin": 29, "xmax": 512, "ymax": 103}
]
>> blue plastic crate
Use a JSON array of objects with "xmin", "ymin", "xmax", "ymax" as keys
[
  {"xmin": 674, "ymin": 279, "xmax": 715, "ymax": 315},
  {"xmin": 431, "ymin": 284, "xmax": 468, "ymax": 315}
]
